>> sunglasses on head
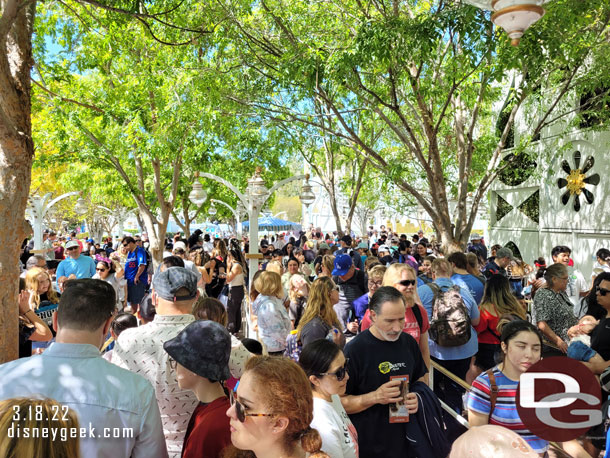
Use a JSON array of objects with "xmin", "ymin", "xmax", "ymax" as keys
[
  {"xmin": 229, "ymin": 390, "xmax": 273, "ymax": 423},
  {"xmin": 597, "ymin": 286, "xmax": 610, "ymax": 297},
  {"xmin": 316, "ymin": 359, "xmax": 349, "ymax": 381},
  {"xmin": 398, "ymin": 279, "xmax": 416, "ymax": 287}
]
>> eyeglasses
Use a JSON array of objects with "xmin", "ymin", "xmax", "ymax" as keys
[
  {"xmin": 368, "ymin": 280, "xmax": 383, "ymax": 287},
  {"xmin": 96, "ymin": 268, "xmax": 107, "ymax": 272},
  {"xmin": 168, "ymin": 357, "xmax": 177, "ymax": 370},
  {"xmin": 316, "ymin": 360, "xmax": 349, "ymax": 381},
  {"xmin": 597, "ymin": 287, "xmax": 610, "ymax": 297},
  {"xmin": 398, "ymin": 279, "xmax": 416, "ymax": 286},
  {"xmin": 229, "ymin": 390, "xmax": 273, "ymax": 423}
]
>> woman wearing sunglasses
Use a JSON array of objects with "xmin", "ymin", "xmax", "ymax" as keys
[
  {"xmin": 224, "ymin": 356, "xmax": 329, "ymax": 458},
  {"xmin": 92, "ymin": 255, "xmax": 127, "ymax": 310},
  {"xmin": 299, "ymin": 339, "xmax": 358, "ymax": 458},
  {"xmin": 361, "ymin": 263, "xmax": 431, "ymax": 375}
]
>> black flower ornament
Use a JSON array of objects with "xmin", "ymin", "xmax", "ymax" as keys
[{"xmin": 557, "ymin": 150, "xmax": 600, "ymax": 212}]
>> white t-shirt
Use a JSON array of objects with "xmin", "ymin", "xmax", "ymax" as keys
[
  {"xmin": 183, "ymin": 259, "xmax": 202, "ymax": 281},
  {"xmin": 311, "ymin": 395, "xmax": 359, "ymax": 458},
  {"xmin": 567, "ymin": 267, "xmax": 588, "ymax": 317},
  {"xmin": 591, "ymin": 261, "xmax": 610, "ymax": 279}
]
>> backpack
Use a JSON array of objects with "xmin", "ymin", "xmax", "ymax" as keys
[
  {"xmin": 143, "ymin": 247, "xmax": 153, "ymax": 275},
  {"xmin": 284, "ymin": 331, "xmax": 302, "ymax": 361},
  {"xmin": 427, "ymin": 283, "xmax": 472, "ymax": 347}
]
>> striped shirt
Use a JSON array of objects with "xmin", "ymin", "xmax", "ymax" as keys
[{"xmin": 467, "ymin": 366, "xmax": 548, "ymax": 453}]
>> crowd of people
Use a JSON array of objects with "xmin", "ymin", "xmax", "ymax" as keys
[{"xmin": 3, "ymin": 225, "xmax": 610, "ymax": 458}]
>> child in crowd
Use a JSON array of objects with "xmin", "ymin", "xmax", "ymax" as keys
[{"xmin": 566, "ymin": 315, "xmax": 605, "ymax": 365}]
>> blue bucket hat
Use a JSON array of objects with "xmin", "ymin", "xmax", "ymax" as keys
[
  {"xmin": 332, "ymin": 254, "xmax": 353, "ymax": 276},
  {"xmin": 163, "ymin": 321, "xmax": 231, "ymax": 381}
]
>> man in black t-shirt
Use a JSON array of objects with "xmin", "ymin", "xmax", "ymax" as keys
[{"xmin": 342, "ymin": 287, "xmax": 428, "ymax": 458}]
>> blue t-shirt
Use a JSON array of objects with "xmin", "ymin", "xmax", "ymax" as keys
[
  {"xmin": 56, "ymin": 255, "xmax": 96, "ymax": 279},
  {"xmin": 124, "ymin": 247, "xmax": 148, "ymax": 284},
  {"xmin": 451, "ymin": 273, "xmax": 485, "ymax": 305},
  {"xmin": 468, "ymin": 366, "xmax": 548, "ymax": 453},
  {"xmin": 418, "ymin": 277, "xmax": 479, "ymax": 360},
  {"xmin": 352, "ymin": 293, "xmax": 369, "ymax": 321}
]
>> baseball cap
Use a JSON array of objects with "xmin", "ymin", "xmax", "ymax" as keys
[
  {"xmin": 378, "ymin": 244, "xmax": 390, "ymax": 253},
  {"xmin": 332, "ymin": 254, "xmax": 353, "ymax": 276},
  {"xmin": 496, "ymin": 247, "xmax": 514, "ymax": 260},
  {"xmin": 65, "ymin": 240, "xmax": 79, "ymax": 249},
  {"xmin": 164, "ymin": 321, "xmax": 231, "ymax": 381},
  {"xmin": 173, "ymin": 241, "xmax": 187, "ymax": 252},
  {"xmin": 470, "ymin": 233, "xmax": 483, "ymax": 241},
  {"xmin": 260, "ymin": 239, "xmax": 269, "ymax": 248},
  {"xmin": 318, "ymin": 242, "xmax": 330, "ymax": 250},
  {"xmin": 358, "ymin": 241, "xmax": 368, "ymax": 249},
  {"xmin": 152, "ymin": 267, "xmax": 198, "ymax": 301}
]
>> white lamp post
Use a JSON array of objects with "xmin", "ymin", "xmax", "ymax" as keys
[
  {"xmin": 189, "ymin": 172, "xmax": 208, "ymax": 207},
  {"xmin": 463, "ymin": 0, "xmax": 548, "ymax": 46},
  {"xmin": 27, "ymin": 192, "xmax": 85, "ymax": 251},
  {"xmin": 210, "ymin": 199, "xmax": 242, "ymax": 236},
  {"xmin": 194, "ymin": 167, "xmax": 315, "ymax": 336},
  {"xmin": 208, "ymin": 204, "xmax": 218, "ymax": 217}
]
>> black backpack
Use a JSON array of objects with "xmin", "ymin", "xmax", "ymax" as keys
[{"xmin": 427, "ymin": 283, "xmax": 472, "ymax": 347}]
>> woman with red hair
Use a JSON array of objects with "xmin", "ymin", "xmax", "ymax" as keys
[{"xmin": 224, "ymin": 356, "xmax": 329, "ymax": 458}]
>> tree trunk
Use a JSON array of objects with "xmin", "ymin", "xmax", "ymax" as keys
[{"xmin": 0, "ymin": 0, "xmax": 37, "ymax": 363}]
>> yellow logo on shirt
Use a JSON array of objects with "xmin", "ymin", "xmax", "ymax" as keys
[
  {"xmin": 378, "ymin": 361, "xmax": 407, "ymax": 374},
  {"xmin": 379, "ymin": 362, "xmax": 392, "ymax": 374}
]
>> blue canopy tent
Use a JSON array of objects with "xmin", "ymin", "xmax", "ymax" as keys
[{"xmin": 241, "ymin": 216, "xmax": 302, "ymax": 232}]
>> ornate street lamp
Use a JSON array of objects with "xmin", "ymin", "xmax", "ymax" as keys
[
  {"xmin": 189, "ymin": 172, "xmax": 208, "ymax": 207},
  {"xmin": 464, "ymin": 0, "xmax": 547, "ymax": 46},
  {"xmin": 208, "ymin": 203, "xmax": 217, "ymax": 216},
  {"xmin": 299, "ymin": 174, "xmax": 316, "ymax": 207},
  {"xmin": 247, "ymin": 167, "xmax": 269, "ymax": 208},
  {"xmin": 74, "ymin": 197, "xmax": 88, "ymax": 215}
]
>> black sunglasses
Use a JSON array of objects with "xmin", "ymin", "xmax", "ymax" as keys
[
  {"xmin": 229, "ymin": 390, "xmax": 273, "ymax": 423},
  {"xmin": 66, "ymin": 246, "xmax": 79, "ymax": 251},
  {"xmin": 398, "ymin": 279, "xmax": 416, "ymax": 287},
  {"xmin": 597, "ymin": 287, "xmax": 610, "ymax": 297},
  {"xmin": 316, "ymin": 359, "xmax": 349, "ymax": 381}
]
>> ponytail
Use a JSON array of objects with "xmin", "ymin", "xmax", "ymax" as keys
[{"xmin": 299, "ymin": 426, "xmax": 329, "ymax": 457}]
